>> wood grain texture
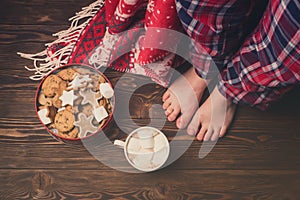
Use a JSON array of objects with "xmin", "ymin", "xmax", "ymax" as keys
[
  {"xmin": 0, "ymin": 0, "xmax": 95, "ymax": 25},
  {"xmin": 1, "ymin": 0, "xmax": 300, "ymax": 199},
  {"xmin": 0, "ymin": 170, "xmax": 300, "ymax": 200}
]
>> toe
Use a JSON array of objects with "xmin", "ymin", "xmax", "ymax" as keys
[
  {"xmin": 176, "ymin": 115, "xmax": 190, "ymax": 129},
  {"xmin": 168, "ymin": 115, "xmax": 176, "ymax": 122},
  {"xmin": 211, "ymin": 127, "xmax": 221, "ymax": 141},
  {"xmin": 176, "ymin": 117, "xmax": 183, "ymax": 129},
  {"xmin": 196, "ymin": 126, "xmax": 207, "ymax": 141},
  {"xmin": 219, "ymin": 126, "xmax": 228, "ymax": 138},
  {"xmin": 162, "ymin": 98, "xmax": 172, "ymax": 110},
  {"xmin": 162, "ymin": 90, "xmax": 171, "ymax": 102},
  {"xmin": 167, "ymin": 106, "xmax": 180, "ymax": 121},
  {"xmin": 187, "ymin": 127, "xmax": 196, "ymax": 136},
  {"xmin": 203, "ymin": 128, "xmax": 213, "ymax": 141},
  {"xmin": 186, "ymin": 110, "xmax": 201, "ymax": 134},
  {"xmin": 177, "ymin": 109, "xmax": 196, "ymax": 129},
  {"xmin": 165, "ymin": 106, "xmax": 174, "ymax": 116},
  {"xmin": 176, "ymin": 115, "xmax": 188, "ymax": 129}
]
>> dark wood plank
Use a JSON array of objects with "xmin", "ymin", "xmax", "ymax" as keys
[
  {"xmin": 1, "ymin": 134, "xmax": 299, "ymax": 171},
  {"xmin": 0, "ymin": 0, "xmax": 95, "ymax": 25},
  {"xmin": 1, "ymin": 125, "xmax": 299, "ymax": 170},
  {"xmin": 0, "ymin": 170, "xmax": 299, "ymax": 199}
]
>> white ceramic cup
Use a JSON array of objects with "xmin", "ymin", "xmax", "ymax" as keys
[{"xmin": 114, "ymin": 126, "xmax": 170, "ymax": 172}]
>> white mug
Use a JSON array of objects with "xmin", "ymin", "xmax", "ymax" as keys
[{"xmin": 114, "ymin": 126, "xmax": 170, "ymax": 172}]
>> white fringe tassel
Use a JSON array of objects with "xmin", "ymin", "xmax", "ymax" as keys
[{"xmin": 17, "ymin": 0, "xmax": 105, "ymax": 81}]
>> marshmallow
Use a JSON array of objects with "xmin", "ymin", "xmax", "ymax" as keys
[
  {"xmin": 38, "ymin": 108, "xmax": 51, "ymax": 125},
  {"xmin": 131, "ymin": 152, "xmax": 154, "ymax": 170},
  {"xmin": 100, "ymin": 83, "xmax": 114, "ymax": 99},
  {"xmin": 93, "ymin": 106, "xmax": 108, "ymax": 122},
  {"xmin": 152, "ymin": 147, "xmax": 168, "ymax": 166},
  {"xmin": 137, "ymin": 129, "xmax": 154, "ymax": 139},
  {"xmin": 154, "ymin": 133, "xmax": 167, "ymax": 152},
  {"xmin": 127, "ymin": 137, "xmax": 141, "ymax": 153}
]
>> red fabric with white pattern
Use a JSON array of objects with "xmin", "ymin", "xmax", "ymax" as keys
[
  {"xmin": 47, "ymin": 0, "xmax": 184, "ymax": 87},
  {"xmin": 107, "ymin": 0, "xmax": 182, "ymax": 64}
]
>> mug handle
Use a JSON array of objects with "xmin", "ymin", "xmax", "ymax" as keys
[{"xmin": 114, "ymin": 140, "xmax": 125, "ymax": 149}]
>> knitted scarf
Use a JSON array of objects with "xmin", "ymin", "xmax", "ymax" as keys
[{"xmin": 18, "ymin": 0, "xmax": 184, "ymax": 87}]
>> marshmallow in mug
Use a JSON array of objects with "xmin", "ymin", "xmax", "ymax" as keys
[
  {"xmin": 127, "ymin": 131, "xmax": 168, "ymax": 170},
  {"xmin": 136, "ymin": 129, "xmax": 155, "ymax": 149},
  {"xmin": 128, "ymin": 144, "xmax": 168, "ymax": 170},
  {"xmin": 152, "ymin": 147, "xmax": 168, "ymax": 166},
  {"xmin": 114, "ymin": 127, "xmax": 170, "ymax": 172},
  {"xmin": 130, "ymin": 151, "xmax": 154, "ymax": 169},
  {"xmin": 153, "ymin": 133, "xmax": 167, "ymax": 152},
  {"xmin": 100, "ymin": 83, "xmax": 114, "ymax": 99},
  {"xmin": 127, "ymin": 137, "xmax": 141, "ymax": 153},
  {"xmin": 137, "ymin": 129, "xmax": 154, "ymax": 138}
]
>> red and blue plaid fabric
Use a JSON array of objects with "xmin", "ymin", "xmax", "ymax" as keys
[
  {"xmin": 176, "ymin": 0, "xmax": 258, "ymax": 78},
  {"xmin": 218, "ymin": 0, "xmax": 300, "ymax": 110},
  {"xmin": 177, "ymin": 0, "xmax": 300, "ymax": 110}
]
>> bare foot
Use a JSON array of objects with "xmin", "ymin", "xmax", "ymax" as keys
[
  {"xmin": 187, "ymin": 87, "xmax": 237, "ymax": 141},
  {"xmin": 162, "ymin": 67, "xmax": 208, "ymax": 129}
]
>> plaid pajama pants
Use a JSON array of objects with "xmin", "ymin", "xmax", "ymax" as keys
[{"xmin": 176, "ymin": 0, "xmax": 300, "ymax": 110}]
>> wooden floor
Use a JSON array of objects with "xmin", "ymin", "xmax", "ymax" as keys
[{"xmin": 1, "ymin": 1, "xmax": 300, "ymax": 199}]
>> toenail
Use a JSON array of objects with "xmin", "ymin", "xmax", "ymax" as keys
[
  {"xmin": 187, "ymin": 128, "xmax": 195, "ymax": 135},
  {"xmin": 167, "ymin": 108, "xmax": 173, "ymax": 113},
  {"xmin": 179, "ymin": 120, "xmax": 184, "ymax": 128}
]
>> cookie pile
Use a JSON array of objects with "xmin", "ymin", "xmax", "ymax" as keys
[{"xmin": 37, "ymin": 66, "xmax": 114, "ymax": 139}]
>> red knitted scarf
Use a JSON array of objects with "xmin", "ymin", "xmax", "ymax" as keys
[{"xmin": 19, "ymin": 0, "xmax": 184, "ymax": 87}]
